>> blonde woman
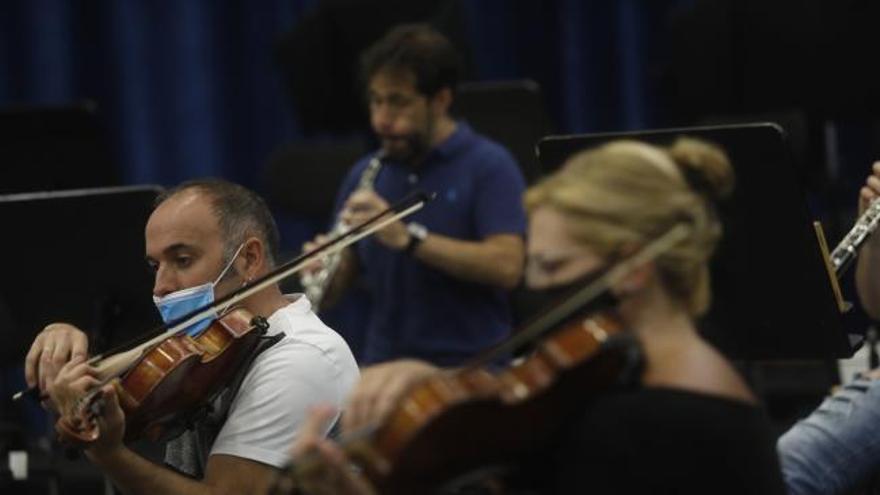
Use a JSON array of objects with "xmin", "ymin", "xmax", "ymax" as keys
[{"xmin": 282, "ymin": 138, "xmax": 786, "ymax": 494}]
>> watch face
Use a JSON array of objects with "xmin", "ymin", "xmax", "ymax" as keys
[{"xmin": 408, "ymin": 222, "xmax": 428, "ymax": 240}]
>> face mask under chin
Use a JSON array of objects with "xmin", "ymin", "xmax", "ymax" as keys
[{"xmin": 152, "ymin": 244, "xmax": 245, "ymax": 337}]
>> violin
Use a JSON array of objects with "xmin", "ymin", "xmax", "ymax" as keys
[
  {"xmin": 273, "ymin": 223, "xmax": 692, "ymax": 494},
  {"xmin": 55, "ymin": 307, "xmax": 268, "ymax": 445},
  {"xmin": 344, "ymin": 311, "xmax": 640, "ymax": 494},
  {"xmin": 13, "ymin": 191, "xmax": 432, "ymax": 447}
]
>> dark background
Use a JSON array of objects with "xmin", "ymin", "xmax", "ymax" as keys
[
  {"xmin": 1, "ymin": 0, "xmax": 877, "ymax": 247},
  {"xmin": 2, "ymin": 0, "xmax": 880, "ymax": 491}
]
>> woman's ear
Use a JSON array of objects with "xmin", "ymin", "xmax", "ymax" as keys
[{"xmin": 612, "ymin": 262, "xmax": 654, "ymax": 297}]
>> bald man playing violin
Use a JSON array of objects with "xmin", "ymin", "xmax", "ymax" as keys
[{"xmin": 24, "ymin": 179, "xmax": 359, "ymax": 495}]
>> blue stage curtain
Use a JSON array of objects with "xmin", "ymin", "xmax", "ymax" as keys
[
  {"xmin": 0, "ymin": 0, "xmax": 694, "ymax": 190},
  {"xmin": 461, "ymin": 0, "xmax": 694, "ymax": 134},
  {"xmin": 0, "ymin": 0, "xmax": 317, "ymax": 187}
]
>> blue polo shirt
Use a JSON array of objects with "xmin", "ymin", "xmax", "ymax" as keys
[{"xmin": 333, "ymin": 123, "xmax": 527, "ymax": 366}]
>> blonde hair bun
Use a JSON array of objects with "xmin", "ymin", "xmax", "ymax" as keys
[{"xmin": 668, "ymin": 137, "xmax": 734, "ymax": 202}]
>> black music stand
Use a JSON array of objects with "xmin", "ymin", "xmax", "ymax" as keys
[
  {"xmin": 0, "ymin": 103, "xmax": 118, "ymax": 195},
  {"xmin": 1, "ymin": 185, "xmax": 163, "ymax": 493},
  {"xmin": 0, "ymin": 185, "xmax": 163, "ymax": 363},
  {"xmin": 453, "ymin": 80, "xmax": 552, "ymax": 185},
  {"xmin": 536, "ymin": 123, "xmax": 853, "ymax": 360}
]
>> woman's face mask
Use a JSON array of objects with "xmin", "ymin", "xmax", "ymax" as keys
[
  {"xmin": 152, "ymin": 244, "xmax": 245, "ymax": 336},
  {"xmin": 518, "ymin": 270, "xmax": 619, "ymax": 325}
]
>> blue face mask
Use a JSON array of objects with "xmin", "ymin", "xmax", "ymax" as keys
[{"xmin": 152, "ymin": 244, "xmax": 245, "ymax": 337}]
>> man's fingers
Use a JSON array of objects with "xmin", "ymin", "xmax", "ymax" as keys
[
  {"xmin": 345, "ymin": 213, "xmax": 370, "ymax": 225},
  {"xmin": 868, "ymin": 175, "xmax": 880, "ymax": 195},
  {"xmin": 71, "ymin": 375, "xmax": 101, "ymax": 394},
  {"xmin": 24, "ymin": 336, "xmax": 44, "ymax": 388},
  {"xmin": 343, "ymin": 190, "xmax": 386, "ymax": 216},
  {"xmin": 65, "ymin": 359, "xmax": 98, "ymax": 383},
  {"xmin": 304, "ymin": 234, "xmax": 331, "ymax": 252},
  {"xmin": 56, "ymin": 354, "xmax": 87, "ymax": 380},
  {"xmin": 301, "ymin": 234, "xmax": 335, "ymax": 275},
  {"xmin": 344, "ymin": 212, "xmax": 391, "ymax": 232},
  {"xmin": 860, "ymin": 186, "xmax": 877, "ymax": 215},
  {"xmin": 101, "ymin": 383, "xmax": 124, "ymax": 422},
  {"xmin": 345, "ymin": 189, "xmax": 374, "ymax": 205},
  {"xmin": 70, "ymin": 333, "xmax": 88, "ymax": 361},
  {"xmin": 39, "ymin": 352, "xmax": 58, "ymax": 393},
  {"xmin": 103, "ymin": 384, "xmax": 119, "ymax": 407},
  {"xmin": 52, "ymin": 338, "xmax": 72, "ymax": 368},
  {"xmin": 41, "ymin": 357, "xmax": 59, "ymax": 395}
]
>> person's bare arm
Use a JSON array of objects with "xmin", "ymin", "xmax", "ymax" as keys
[
  {"xmin": 90, "ymin": 447, "xmax": 276, "ymax": 495},
  {"xmin": 343, "ymin": 190, "xmax": 524, "ymax": 289},
  {"xmin": 410, "ymin": 233, "xmax": 524, "ymax": 289},
  {"xmin": 855, "ymin": 162, "xmax": 880, "ymax": 318}
]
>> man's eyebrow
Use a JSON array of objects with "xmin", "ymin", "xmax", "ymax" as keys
[
  {"xmin": 145, "ymin": 243, "xmax": 195, "ymax": 263},
  {"xmin": 163, "ymin": 243, "xmax": 193, "ymax": 255}
]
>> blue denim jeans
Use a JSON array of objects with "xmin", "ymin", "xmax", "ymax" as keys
[{"xmin": 778, "ymin": 376, "xmax": 880, "ymax": 494}]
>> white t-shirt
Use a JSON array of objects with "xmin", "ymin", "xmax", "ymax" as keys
[{"xmin": 208, "ymin": 294, "xmax": 359, "ymax": 467}]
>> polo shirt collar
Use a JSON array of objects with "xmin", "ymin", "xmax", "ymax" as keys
[{"xmin": 431, "ymin": 121, "xmax": 473, "ymax": 160}]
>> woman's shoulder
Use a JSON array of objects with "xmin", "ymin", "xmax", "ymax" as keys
[
  {"xmin": 536, "ymin": 391, "xmax": 784, "ymax": 495},
  {"xmin": 585, "ymin": 386, "xmax": 767, "ymax": 425},
  {"xmin": 570, "ymin": 386, "xmax": 777, "ymax": 461},
  {"xmin": 551, "ymin": 387, "xmax": 785, "ymax": 494},
  {"xmin": 642, "ymin": 336, "xmax": 757, "ymax": 404}
]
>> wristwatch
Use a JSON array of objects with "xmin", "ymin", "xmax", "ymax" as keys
[{"xmin": 404, "ymin": 222, "xmax": 428, "ymax": 255}]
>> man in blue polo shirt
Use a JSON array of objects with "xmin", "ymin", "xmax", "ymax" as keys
[{"xmin": 305, "ymin": 24, "xmax": 526, "ymax": 366}]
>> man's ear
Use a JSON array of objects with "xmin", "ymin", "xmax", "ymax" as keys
[
  {"xmin": 240, "ymin": 237, "xmax": 265, "ymax": 281},
  {"xmin": 431, "ymin": 87, "xmax": 453, "ymax": 114}
]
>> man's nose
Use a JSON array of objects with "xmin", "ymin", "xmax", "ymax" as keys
[
  {"xmin": 372, "ymin": 107, "xmax": 394, "ymax": 135},
  {"xmin": 153, "ymin": 267, "xmax": 178, "ymax": 298}
]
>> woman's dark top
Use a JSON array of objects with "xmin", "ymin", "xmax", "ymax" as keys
[{"xmin": 519, "ymin": 387, "xmax": 786, "ymax": 494}]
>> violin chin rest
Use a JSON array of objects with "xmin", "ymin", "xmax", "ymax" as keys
[{"xmin": 55, "ymin": 415, "xmax": 100, "ymax": 447}]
